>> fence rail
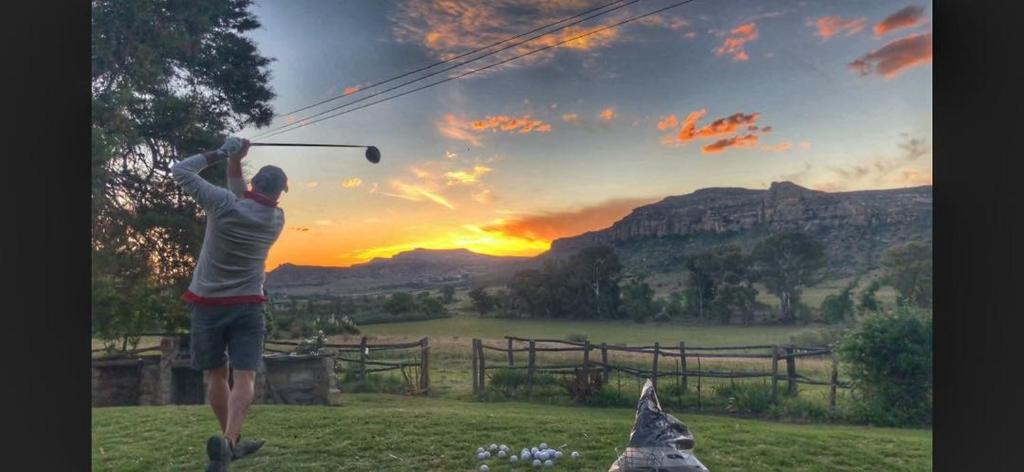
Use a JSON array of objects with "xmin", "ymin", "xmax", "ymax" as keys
[
  {"xmin": 265, "ymin": 336, "xmax": 430, "ymax": 395},
  {"xmin": 474, "ymin": 337, "xmax": 850, "ymax": 409}
]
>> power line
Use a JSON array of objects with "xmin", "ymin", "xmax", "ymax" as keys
[
  {"xmin": 259, "ymin": 0, "xmax": 697, "ymax": 140},
  {"xmin": 252, "ymin": 0, "xmax": 644, "ymax": 139},
  {"xmin": 269, "ymin": 0, "xmax": 634, "ymax": 121}
]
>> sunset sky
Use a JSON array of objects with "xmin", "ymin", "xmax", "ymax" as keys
[{"xmin": 236, "ymin": 0, "xmax": 933, "ymax": 269}]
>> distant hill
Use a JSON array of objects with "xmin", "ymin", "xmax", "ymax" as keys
[
  {"xmin": 265, "ymin": 248, "xmax": 533, "ymax": 296},
  {"xmin": 267, "ymin": 182, "xmax": 932, "ymax": 296},
  {"xmin": 547, "ymin": 181, "xmax": 932, "ymax": 277}
]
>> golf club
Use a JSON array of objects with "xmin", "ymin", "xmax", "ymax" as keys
[{"xmin": 250, "ymin": 142, "xmax": 381, "ymax": 164}]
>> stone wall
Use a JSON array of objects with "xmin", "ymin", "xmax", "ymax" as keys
[{"xmin": 92, "ymin": 338, "xmax": 340, "ymax": 407}]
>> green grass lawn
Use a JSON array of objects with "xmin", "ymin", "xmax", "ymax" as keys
[
  {"xmin": 360, "ymin": 315, "xmax": 821, "ymax": 346},
  {"xmin": 92, "ymin": 395, "xmax": 931, "ymax": 472}
]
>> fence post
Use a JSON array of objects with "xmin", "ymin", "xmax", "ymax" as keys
[
  {"xmin": 601, "ymin": 343, "xmax": 609, "ymax": 384},
  {"xmin": 527, "ymin": 340, "xmax": 536, "ymax": 394},
  {"xmin": 581, "ymin": 340, "xmax": 591, "ymax": 385},
  {"xmin": 471, "ymin": 339, "xmax": 479, "ymax": 395},
  {"xmin": 829, "ymin": 356, "xmax": 838, "ymax": 410},
  {"xmin": 786, "ymin": 345, "xmax": 797, "ymax": 396},
  {"xmin": 477, "ymin": 337, "xmax": 485, "ymax": 389},
  {"xmin": 419, "ymin": 337, "xmax": 430, "ymax": 394},
  {"xmin": 652, "ymin": 342, "xmax": 660, "ymax": 388},
  {"xmin": 679, "ymin": 341, "xmax": 687, "ymax": 392},
  {"xmin": 359, "ymin": 336, "xmax": 368, "ymax": 381},
  {"xmin": 477, "ymin": 339, "xmax": 486, "ymax": 392},
  {"xmin": 771, "ymin": 345, "xmax": 780, "ymax": 400},
  {"xmin": 507, "ymin": 338, "xmax": 514, "ymax": 366}
]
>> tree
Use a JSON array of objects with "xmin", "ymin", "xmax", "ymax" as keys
[
  {"xmin": 620, "ymin": 280, "xmax": 658, "ymax": 323},
  {"xmin": 881, "ymin": 241, "xmax": 933, "ymax": 309},
  {"xmin": 820, "ymin": 281, "xmax": 857, "ymax": 324},
  {"xmin": 564, "ymin": 246, "xmax": 623, "ymax": 319},
  {"xmin": 468, "ymin": 287, "xmax": 496, "ymax": 315},
  {"xmin": 709, "ymin": 283, "xmax": 759, "ymax": 325},
  {"xmin": 752, "ymin": 233, "xmax": 826, "ymax": 324},
  {"xmin": 384, "ymin": 292, "xmax": 417, "ymax": 314},
  {"xmin": 440, "ymin": 285, "xmax": 456, "ymax": 304},
  {"xmin": 92, "ymin": 0, "xmax": 275, "ymax": 337},
  {"xmin": 858, "ymin": 280, "xmax": 883, "ymax": 314},
  {"xmin": 838, "ymin": 305, "xmax": 933, "ymax": 426},
  {"xmin": 683, "ymin": 245, "xmax": 750, "ymax": 319}
]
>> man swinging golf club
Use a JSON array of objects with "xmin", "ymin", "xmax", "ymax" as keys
[{"xmin": 171, "ymin": 136, "xmax": 287, "ymax": 471}]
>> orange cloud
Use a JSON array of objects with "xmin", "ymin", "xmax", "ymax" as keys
[
  {"xmin": 599, "ymin": 107, "xmax": 615, "ymax": 122},
  {"xmin": 849, "ymin": 32, "xmax": 932, "ymax": 78},
  {"xmin": 342, "ymin": 178, "xmax": 363, "ymax": 189},
  {"xmin": 562, "ymin": 113, "xmax": 580, "ymax": 124},
  {"xmin": 809, "ymin": 16, "xmax": 866, "ymax": 39},
  {"xmin": 439, "ymin": 114, "xmax": 551, "ymax": 145},
  {"xmin": 482, "ymin": 198, "xmax": 657, "ymax": 243},
  {"xmin": 305, "ymin": 181, "xmax": 319, "ymax": 188},
  {"xmin": 674, "ymin": 110, "xmax": 760, "ymax": 142},
  {"xmin": 392, "ymin": 0, "xmax": 626, "ymax": 69},
  {"xmin": 800, "ymin": 140, "xmax": 812, "ymax": 149},
  {"xmin": 761, "ymin": 141, "xmax": 793, "ymax": 152},
  {"xmin": 874, "ymin": 6, "xmax": 927, "ymax": 37},
  {"xmin": 702, "ymin": 134, "xmax": 759, "ymax": 154},
  {"xmin": 444, "ymin": 165, "xmax": 493, "ymax": 186},
  {"xmin": 385, "ymin": 181, "xmax": 455, "ymax": 209},
  {"xmin": 657, "ymin": 114, "xmax": 679, "ymax": 131},
  {"xmin": 715, "ymin": 22, "xmax": 758, "ymax": 62},
  {"xmin": 343, "ymin": 85, "xmax": 361, "ymax": 95}
]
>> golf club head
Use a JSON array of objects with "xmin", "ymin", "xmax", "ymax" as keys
[{"xmin": 365, "ymin": 146, "xmax": 381, "ymax": 164}]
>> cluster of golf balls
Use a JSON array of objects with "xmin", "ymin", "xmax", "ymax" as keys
[{"xmin": 475, "ymin": 443, "xmax": 581, "ymax": 470}]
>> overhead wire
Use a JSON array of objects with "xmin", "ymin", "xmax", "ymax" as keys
[
  {"xmin": 267, "ymin": 0, "xmax": 635, "ymax": 121},
  {"xmin": 251, "ymin": 0, "xmax": 644, "ymax": 139},
  {"xmin": 258, "ymin": 0, "xmax": 697, "ymax": 140}
]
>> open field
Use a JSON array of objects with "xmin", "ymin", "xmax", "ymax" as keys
[
  {"xmin": 358, "ymin": 315, "xmax": 821, "ymax": 346},
  {"xmin": 92, "ymin": 395, "xmax": 931, "ymax": 472}
]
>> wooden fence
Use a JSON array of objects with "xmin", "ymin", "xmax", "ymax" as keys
[
  {"xmin": 265, "ymin": 337, "xmax": 430, "ymax": 395},
  {"xmin": 472, "ymin": 336, "xmax": 849, "ymax": 408}
]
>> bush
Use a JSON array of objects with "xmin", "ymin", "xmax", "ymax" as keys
[
  {"xmin": 566, "ymin": 332, "xmax": 589, "ymax": 343},
  {"xmin": 838, "ymin": 305, "xmax": 932, "ymax": 427},
  {"xmin": 820, "ymin": 283, "xmax": 856, "ymax": 324},
  {"xmin": 338, "ymin": 369, "xmax": 406, "ymax": 394},
  {"xmin": 714, "ymin": 382, "xmax": 776, "ymax": 415}
]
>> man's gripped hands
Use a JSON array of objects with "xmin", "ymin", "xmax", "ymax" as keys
[{"xmin": 218, "ymin": 137, "xmax": 251, "ymax": 161}]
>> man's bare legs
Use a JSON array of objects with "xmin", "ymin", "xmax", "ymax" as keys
[
  {"xmin": 224, "ymin": 370, "xmax": 256, "ymax": 444},
  {"xmin": 205, "ymin": 366, "xmax": 230, "ymax": 433},
  {"xmin": 205, "ymin": 367, "xmax": 256, "ymax": 445}
]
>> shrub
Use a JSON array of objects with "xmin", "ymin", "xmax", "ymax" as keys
[
  {"xmin": 820, "ymin": 283, "xmax": 856, "ymax": 324},
  {"xmin": 838, "ymin": 305, "xmax": 932, "ymax": 427},
  {"xmin": 714, "ymin": 382, "xmax": 776, "ymax": 415},
  {"xmin": 566, "ymin": 332, "xmax": 589, "ymax": 343}
]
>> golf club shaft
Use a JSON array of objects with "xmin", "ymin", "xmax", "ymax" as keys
[{"xmin": 250, "ymin": 142, "xmax": 370, "ymax": 148}]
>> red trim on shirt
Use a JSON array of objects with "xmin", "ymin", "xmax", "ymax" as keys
[
  {"xmin": 244, "ymin": 191, "xmax": 278, "ymax": 207},
  {"xmin": 181, "ymin": 290, "xmax": 267, "ymax": 306}
]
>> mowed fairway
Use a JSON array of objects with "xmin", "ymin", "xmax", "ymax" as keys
[
  {"xmin": 92, "ymin": 395, "xmax": 931, "ymax": 472},
  {"xmin": 360, "ymin": 315, "xmax": 819, "ymax": 346}
]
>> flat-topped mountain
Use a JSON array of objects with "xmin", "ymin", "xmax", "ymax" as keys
[
  {"xmin": 548, "ymin": 181, "xmax": 932, "ymax": 276},
  {"xmin": 265, "ymin": 248, "xmax": 532, "ymax": 295}
]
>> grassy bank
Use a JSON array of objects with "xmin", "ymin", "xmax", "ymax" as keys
[{"xmin": 92, "ymin": 395, "xmax": 931, "ymax": 471}]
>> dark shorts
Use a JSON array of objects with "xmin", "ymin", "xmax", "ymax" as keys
[{"xmin": 190, "ymin": 302, "xmax": 266, "ymax": 372}]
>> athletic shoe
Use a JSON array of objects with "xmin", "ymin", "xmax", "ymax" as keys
[
  {"xmin": 206, "ymin": 435, "xmax": 233, "ymax": 471},
  {"xmin": 232, "ymin": 436, "xmax": 265, "ymax": 461}
]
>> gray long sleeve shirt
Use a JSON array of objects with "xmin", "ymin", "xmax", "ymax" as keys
[{"xmin": 171, "ymin": 154, "xmax": 285, "ymax": 303}]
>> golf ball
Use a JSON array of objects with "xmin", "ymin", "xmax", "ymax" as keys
[
  {"xmin": 478, "ymin": 452, "xmax": 486, "ymax": 461},
  {"xmin": 489, "ymin": 444, "xmax": 498, "ymax": 452},
  {"xmin": 477, "ymin": 447, "xmax": 485, "ymax": 454},
  {"xmin": 544, "ymin": 459, "xmax": 554, "ymax": 468},
  {"xmin": 554, "ymin": 451, "xmax": 563, "ymax": 459},
  {"xmin": 571, "ymin": 451, "xmax": 581, "ymax": 460},
  {"xmin": 533, "ymin": 459, "xmax": 542, "ymax": 468},
  {"xmin": 500, "ymin": 444, "xmax": 508, "ymax": 451},
  {"xmin": 498, "ymin": 450, "xmax": 507, "ymax": 458},
  {"xmin": 522, "ymin": 452, "xmax": 532, "ymax": 461},
  {"xmin": 531, "ymin": 447, "xmax": 539, "ymax": 455},
  {"xmin": 481, "ymin": 466, "xmax": 489, "ymax": 472},
  {"xmin": 539, "ymin": 443, "xmax": 548, "ymax": 450},
  {"xmin": 510, "ymin": 455, "xmax": 519, "ymax": 464},
  {"xmin": 484, "ymin": 451, "xmax": 491, "ymax": 459}
]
